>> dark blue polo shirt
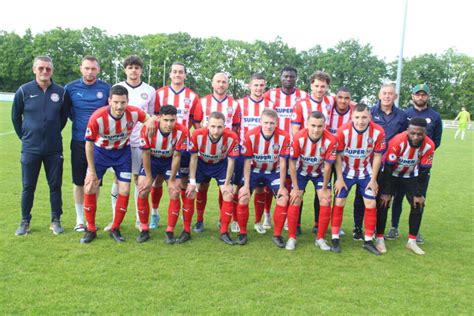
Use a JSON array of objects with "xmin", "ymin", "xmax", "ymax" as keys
[
  {"xmin": 370, "ymin": 101, "xmax": 408, "ymax": 143},
  {"xmin": 405, "ymin": 103, "xmax": 443, "ymax": 149},
  {"xmin": 11, "ymin": 80, "xmax": 68, "ymax": 154}
]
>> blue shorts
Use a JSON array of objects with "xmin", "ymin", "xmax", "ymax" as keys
[
  {"xmin": 139, "ymin": 156, "xmax": 180, "ymax": 180},
  {"xmin": 336, "ymin": 175, "xmax": 376, "ymax": 200},
  {"xmin": 179, "ymin": 151, "xmax": 190, "ymax": 177},
  {"xmin": 296, "ymin": 173, "xmax": 327, "ymax": 191},
  {"xmin": 249, "ymin": 171, "xmax": 281, "ymax": 193},
  {"xmin": 93, "ymin": 145, "xmax": 132, "ymax": 182},
  {"xmin": 196, "ymin": 159, "xmax": 229, "ymax": 185},
  {"xmin": 233, "ymin": 154, "xmax": 245, "ymax": 186}
]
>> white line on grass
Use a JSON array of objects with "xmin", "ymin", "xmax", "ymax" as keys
[{"xmin": 0, "ymin": 131, "xmax": 15, "ymax": 136}]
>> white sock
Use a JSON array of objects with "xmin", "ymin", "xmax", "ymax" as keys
[
  {"xmin": 332, "ymin": 234, "xmax": 339, "ymax": 239},
  {"xmin": 461, "ymin": 131, "xmax": 465, "ymax": 140},
  {"xmin": 364, "ymin": 235, "xmax": 372, "ymax": 242},
  {"xmin": 151, "ymin": 208, "xmax": 159, "ymax": 216},
  {"xmin": 454, "ymin": 130, "xmax": 460, "ymax": 139},
  {"xmin": 134, "ymin": 185, "xmax": 139, "ymax": 221},
  {"xmin": 75, "ymin": 203, "xmax": 84, "ymax": 225},
  {"xmin": 111, "ymin": 182, "xmax": 118, "ymax": 218}
]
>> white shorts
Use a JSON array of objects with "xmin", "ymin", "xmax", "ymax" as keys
[{"xmin": 131, "ymin": 147, "xmax": 143, "ymax": 175}]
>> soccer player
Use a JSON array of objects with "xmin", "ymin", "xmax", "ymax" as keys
[
  {"xmin": 186, "ymin": 112, "xmax": 240, "ymax": 245},
  {"xmin": 191, "ymin": 72, "xmax": 241, "ymax": 232},
  {"xmin": 153, "ymin": 62, "xmax": 202, "ymax": 229},
  {"xmin": 112, "ymin": 55, "xmax": 156, "ymax": 231},
  {"xmin": 287, "ymin": 111, "xmax": 337, "ymax": 250},
  {"xmin": 237, "ymin": 73, "xmax": 274, "ymax": 234},
  {"xmin": 136, "ymin": 105, "xmax": 188, "ymax": 244},
  {"xmin": 263, "ymin": 66, "xmax": 307, "ymax": 230},
  {"xmin": 64, "ymin": 56, "xmax": 110, "ymax": 232},
  {"xmin": 327, "ymin": 87, "xmax": 353, "ymax": 135},
  {"xmin": 12, "ymin": 55, "xmax": 68, "ymax": 236},
  {"xmin": 333, "ymin": 103, "xmax": 386, "ymax": 255},
  {"xmin": 80, "ymin": 85, "xmax": 151, "ymax": 244},
  {"xmin": 238, "ymin": 108, "xmax": 291, "ymax": 249},
  {"xmin": 454, "ymin": 106, "xmax": 471, "ymax": 140},
  {"xmin": 377, "ymin": 117, "xmax": 435, "ymax": 255}
]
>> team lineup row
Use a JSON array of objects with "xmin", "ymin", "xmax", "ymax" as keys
[{"xmin": 12, "ymin": 55, "xmax": 442, "ymax": 256}]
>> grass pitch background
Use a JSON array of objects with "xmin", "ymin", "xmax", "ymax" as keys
[{"xmin": 0, "ymin": 101, "xmax": 472, "ymax": 314}]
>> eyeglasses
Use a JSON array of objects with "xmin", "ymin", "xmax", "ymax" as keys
[{"xmin": 38, "ymin": 66, "xmax": 52, "ymax": 72}]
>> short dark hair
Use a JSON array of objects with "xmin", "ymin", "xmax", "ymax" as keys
[
  {"xmin": 171, "ymin": 62, "xmax": 186, "ymax": 73},
  {"xmin": 354, "ymin": 103, "xmax": 369, "ymax": 112},
  {"xmin": 110, "ymin": 85, "xmax": 128, "ymax": 97},
  {"xmin": 309, "ymin": 111, "xmax": 325, "ymax": 120},
  {"xmin": 82, "ymin": 55, "xmax": 100, "ymax": 67},
  {"xmin": 409, "ymin": 117, "xmax": 427, "ymax": 128},
  {"xmin": 310, "ymin": 71, "xmax": 331, "ymax": 85},
  {"xmin": 280, "ymin": 66, "xmax": 297, "ymax": 76},
  {"xmin": 337, "ymin": 86, "xmax": 351, "ymax": 94},
  {"xmin": 209, "ymin": 111, "xmax": 225, "ymax": 122},
  {"xmin": 250, "ymin": 73, "xmax": 265, "ymax": 81},
  {"xmin": 159, "ymin": 105, "xmax": 177, "ymax": 116},
  {"xmin": 123, "ymin": 55, "xmax": 143, "ymax": 69}
]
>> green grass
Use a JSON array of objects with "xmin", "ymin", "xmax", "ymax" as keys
[{"xmin": 0, "ymin": 101, "xmax": 472, "ymax": 314}]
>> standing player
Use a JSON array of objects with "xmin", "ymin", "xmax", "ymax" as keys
[
  {"xmin": 136, "ymin": 105, "xmax": 188, "ymax": 243},
  {"xmin": 263, "ymin": 66, "xmax": 307, "ymax": 229},
  {"xmin": 333, "ymin": 103, "xmax": 386, "ymax": 255},
  {"xmin": 378, "ymin": 118, "xmax": 435, "ymax": 255},
  {"xmin": 111, "ymin": 55, "xmax": 156, "ymax": 231},
  {"xmin": 191, "ymin": 72, "xmax": 241, "ymax": 232},
  {"xmin": 327, "ymin": 87, "xmax": 353, "ymax": 135},
  {"xmin": 153, "ymin": 62, "xmax": 202, "ymax": 228},
  {"xmin": 237, "ymin": 109, "xmax": 291, "ymax": 248},
  {"xmin": 237, "ymin": 73, "xmax": 274, "ymax": 234},
  {"xmin": 287, "ymin": 111, "xmax": 337, "ymax": 250},
  {"xmin": 186, "ymin": 112, "xmax": 240, "ymax": 245},
  {"xmin": 65, "ymin": 56, "xmax": 110, "ymax": 232},
  {"xmin": 454, "ymin": 106, "xmax": 471, "ymax": 140},
  {"xmin": 80, "ymin": 85, "xmax": 151, "ymax": 244}
]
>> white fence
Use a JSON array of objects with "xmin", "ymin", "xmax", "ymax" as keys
[
  {"xmin": 443, "ymin": 120, "xmax": 473, "ymax": 130},
  {"xmin": 0, "ymin": 92, "xmax": 14, "ymax": 102}
]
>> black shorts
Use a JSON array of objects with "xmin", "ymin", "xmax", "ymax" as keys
[{"xmin": 71, "ymin": 140, "xmax": 88, "ymax": 186}]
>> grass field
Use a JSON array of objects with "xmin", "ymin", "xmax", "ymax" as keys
[{"xmin": 0, "ymin": 101, "xmax": 472, "ymax": 314}]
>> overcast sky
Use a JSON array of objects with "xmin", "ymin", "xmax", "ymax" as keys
[{"xmin": 2, "ymin": 0, "xmax": 472, "ymax": 61}]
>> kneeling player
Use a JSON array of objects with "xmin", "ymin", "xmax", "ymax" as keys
[
  {"xmin": 136, "ymin": 105, "xmax": 188, "ymax": 244},
  {"xmin": 377, "ymin": 117, "xmax": 434, "ymax": 255},
  {"xmin": 238, "ymin": 108, "xmax": 291, "ymax": 248},
  {"xmin": 81, "ymin": 85, "xmax": 151, "ymax": 243},
  {"xmin": 288, "ymin": 111, "xmax": 337, "ymax": 250},
  {"xmin": 333, "ymin": 103, "xmax": 386, "ymax": 255},
  {"xmin": 186, "ymin": 112, "xmax": 240, "ymax": 245}
]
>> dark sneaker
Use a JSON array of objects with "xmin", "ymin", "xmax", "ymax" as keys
[
  {"xmin": 176, "ymin": 231, "xmax": 192, "ymax": 244},
  {"xmin": 363, "ymin": 241, "xmax": 381, "ymax": 256},
  {"xmin": 416, "ymin": 232, "xmax": 425, "ymax": 244},
  {"xmin": 331, "ymin": 238, "xmax": 341, "ymax": 253},
  {"xmin": 296, "ymin": 226, "xmax": 302, "ymax": 236},
  {"xmin": 136, "ymin": 230, "xmax": 150, "ymax": 243},
  {"xmin": 80, "ymin": 230, "xmax": 97, "ymax": 244},
  {"xmin": 271, "ymin": 235, "xmax": 285, "ymax": 248},
  {"xmin": 50, "ymin": 220, "xmax": 64, "ymax": 235},
  {"xmin": 219, "ymin": 232, "xmax": 235, "ymax": 245},
  {"xmin": 236, "ymin": 234, "xmax": 248, "ymax": 245},
  {"xmin": 385, "ymin": 227, "xmax": 399, "ymax": 240},
  {"xmin": 15, "ymin": 220, "xmax": 30, "ymax": 236},
  {"xmin": 193, "ymin": 221, "xmax": 204, "ymax": 233},
  {"xmin": 352, "ymin": 226, "xmax": 364, "ymax": 241},
  {"xmin": 109, "ymin": 228, "xmax": 125, "ymax": 243},
  {"xmin": 165, "ymin": 231, "xmax": 175, "ymax": 244}
]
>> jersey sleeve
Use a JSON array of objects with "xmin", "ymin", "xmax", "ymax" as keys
[
  {"xmin": 336, "ymin": 129, "xmax": 346, "ymax": 152},
  {"xmin": 384, "ymin": 138, "xmax": 401, "ymax": 165},
  {"xmin": 154, "ymin": 90, "xmax": 161, "ymax": 115},
  {"xmin": 241, "ymin": 134, "xmax": 253, "ymax": 158},
  {"xmin": 147, "ymin": 90, "xmax": 156, "ymax": 115},
  {"xmin": 137, "ymin": 107, "xmax": 147, "ymax": 123},
  {"xmin": 232, "ymin": 103, "xmax": 241, "ymax": 126},
  {"xmin": 85, "ymin": 114, "xmax": 99, "ymax": 142},
  {"xmin": 139, "ymin": 125, "xmax": 151, "ymax": 150},
  {"xmin": 290, "ymin": 136, "xmax": 301, "ymax": 160},
  {"xmin": 191, "ymin": 97, "xmax": 203, "ymax": 123},
  {"xmin": 420, "ymin": 140, "xmax": 435, "ymax": 169},
  {"xmin": 291, "ymin": 102, "xmax": 304, "ymax": 125},
  {"xmin": 324, "ymin": 137, "xmax": 337, "ymax": 163},
  {"xmin": 189, "ymin": 130, "xmax": 199, "ymax": 154},
  {"xmin": 374, "ymin": 128, "xmax": 386, "ymax": 153},
  {"xmin": 175, "ymin": 126, "xmax": 189, "ymax": 152},
  {"xmin": 280, "ymin": 134, "xmax": 290, "ymax": 158},
  {"xmin": 227, "ymin": 133, "xmax": 240, "ymax": 158}
]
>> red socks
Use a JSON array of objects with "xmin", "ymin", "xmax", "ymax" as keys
[
  {"xmin": 287, "ymin": 204, "xmax": 300, "ymax": 239},
  {"xmin": 182, "ymin": 197, "xmax": 195, "ymax": 233},
  {"xmin": 196, "ymin": 187, "xmax": 208, "ymax": 222},
  {"xmin": 150, "ymin": 186, "xmax": 163, "ymax": 209},
  {"xmin": 84, "ymin": 193, "xmax": 97, "ymax": 232},
  {"xmin": 166, "ymin": 198, "xmax": 181, "ymax": 232},
  {"xmin": 264, "ymin": 188, "xmax": 273, "ymax": 213},
  {"xmin": 137, "ymin": 196, "xmax": 150, "ymax": 231},
  {"xmin": 364, "ymin": 207, "xmax": 377, "ymax": 239},
  {"xmin": 254, "ymin": 192, "xmax": 265, "ymax": 223},
  {"xmin": 273, "ymin": 203, "xmax": 288, "ymax": 236},
  {"xmin": 111, "ymin": 194, "xmax": 129, "ymax": 230},
  {"xmin": 330, "ymin": 205, "xmax": 344, "ymax": 236},
  {"xmin": 220, "ymin": 200, "xmax": 234, "ymax": 234},
  {"xmin": 237, "ymin": 203, "xmax": 249, "ymax": 234},
  {"xmin": 316, "ymin": 205, "xmax": 333, "ymax": 239}
]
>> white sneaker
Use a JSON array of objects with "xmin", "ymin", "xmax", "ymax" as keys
[
  {"xmin": 285, "ymin": 237, "xmax": 297, "ymax": 250},
  {"xmin": 230, "ymin": 221, "xmax": 240, "ymax": 233},
  {"xmin": 103, "ymin": 223, "xmax": 113, "ymax": 232},
  {"xmin": 315, "ymin": 238, "xmax": 331, "ymax": 251},
  {"xmin": 254, "ymin": 223, "xmax": 266, "ymax": 234},
  {"xmin": 406, "ymin": 239, "xmax": 425, "ymax": 255},
  {"xmin": 375, "ymin": 237, "xmax": 387, "ymax": 253},
  {"xmin": 283, "ymin": 218, "xmax": 288, "ymax": 231},
  {"xmin": 74, "ymin": 223, "xmax": 85, "ymax": 232},
  {"xmin": 263, "ymin": 213, "xmax": 272, "ymax": 229}
]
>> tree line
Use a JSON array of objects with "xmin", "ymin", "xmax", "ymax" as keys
[{"xmin": 1, "ymin": 27, "xmax": 472, "ymax": 117}]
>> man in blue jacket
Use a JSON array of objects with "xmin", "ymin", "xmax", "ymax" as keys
[{"xmin": 12, "ymin": 56, "xmax": 68, "ymax": 236}]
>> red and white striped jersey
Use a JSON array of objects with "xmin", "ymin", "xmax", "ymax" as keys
[
  {"xmin": 154, "ymin": 86, "xmax": 202, "ymax": 129},
  {"xmin": 194, "ymin": 94, "xmax": 241, "ymax": 130},
  {"xmin": 336, "ymin": 121, "xmax": 386, "ymax": 179},
  {"xmin": 86, "ymin": 106, "xmax": 147, "ymax": 150},
  {"xmin": 242, "ymin": 126, "xmax": 291, "ymax": 173},
  {"xmin": 140, "ymin": 121, "xmax": 188, "ymax": 158},
  {"xmin": 385, "ymin": 131, "xmax": 435, "ymax": 178},
  {"xmin": 264, "ymin": 88, "xmax": 307, "ymax": 133},
  {"xmin": 291, "ymin": 95, "xmax": 334, "ymax": 129},
  {"xmin": 291, "ymin": 129, "xmax": 337, "ymax": 177},
  {"xmin": 189, "ymin": 128, "xmax": 239, "ymax": 164},
  {"xmin": 116, "ymin": 81, "xmax": 156, "ymax": 147},
  {"xmin": 327, "ymin": 103, "xmax": 354, "ymax": 135},
  {"xmin": 238, "ymin": 96, "xmax": 274, "ymax": 144}
]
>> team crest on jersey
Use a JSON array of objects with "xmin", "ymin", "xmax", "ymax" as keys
[
  {"xmin": 227, "ymin": 107, "xmax": 234, "ymax": 114},
  {"xmin": 389, "ymin": 153, "xmax": 397, "ymax": 162},
  {"xmin": 320, "ymin": 147, "xmax": 326, "ymax": 154},
  {"xmin": 50, "ymin": 93, "xmax": 60, "ymax": 102},
  {"xmin": 367, "ymin": 138, "xmax": 374, "ymax": 145},
  {"xmin": 85, "ymin": 128, "xmax": 92, "ymax": 137},
  {"xmin": 141, "ymin": 92, "xmax": 148, "ymax": 100},
  {"xmin": 295, "ymin": 96, "xmax": 302, "ymax": 102},
  {"xmin": 184, "ymin": 98, "xmax": 192, "ymax": 106},
  {"xmin": 426, "ymin": 118, "xmax": 432, "ymax": 124},
  {"xmin": 272, "ymin": 144, "xmax": 280, "ymax": 152},
  {"xmin": 183, "ymin": 108, "xmax": 189, "ymax": 115},
  {"xmin": 97, "ymin": 91, "xmax": 104, "ymax": 99},
  {"xmin": 126, "ymin": 121, "xmax": 134, "ymax": 129}
]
